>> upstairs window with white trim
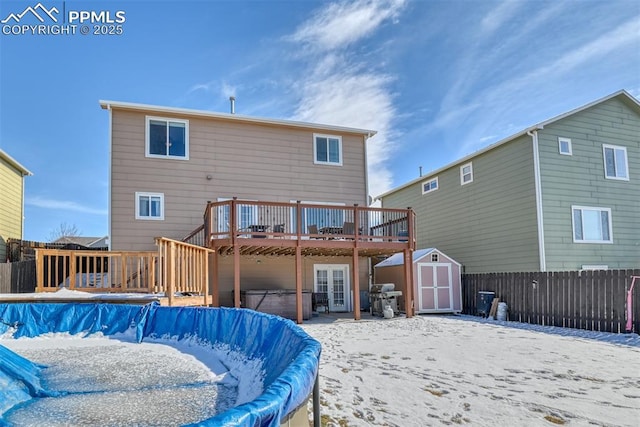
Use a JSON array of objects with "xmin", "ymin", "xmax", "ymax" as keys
[
  {"xmin": 558, "ymin": 137, "xmax": 572, "ymax": 155},
  {"xmin": 422, "ymin": 177, "xmax": 438, "ymax": 194},
  {"xmin": 314, "ymin": 134, "xmax": 342, "ymax": 166},
  {"xmin": 602, "ymin": 144, "xmax": 628, "ymax": 180},
  {"xmin": 460, "ymin": 162, "xmax": 473, "ymax": 185},
  {"xmin": 571, "ymin": 206, "xmax": 612, "ymax": 244},
  {"xmin": 136, "ymin": 192, "xmax": 164, "ymax": 220},
  {"xmin": 146, "ymin": 117, "xmax": 189, "ymax": 159}
]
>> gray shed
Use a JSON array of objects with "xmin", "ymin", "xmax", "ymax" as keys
[{"xmin": 374, "ymin": 248, "xmax": 462, "ymax": 314}]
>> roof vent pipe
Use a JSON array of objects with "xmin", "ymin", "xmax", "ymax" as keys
[
  {"xmin": 419, "ymin": 166, "xmax": 423, "ymax": 177},
  {"xmin": 229, "ymin": 96, "xmax": 235, "ymax": 114}
]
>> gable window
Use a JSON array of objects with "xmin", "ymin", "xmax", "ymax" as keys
[
  {"xmin": 146, "ymin": 116, "xmax": 189, "ymax": 159},
  {"xmin": 135, "ymin": 192, "xmax": 164, "ymax": 220},
  {"xmin": 602, "ymin": 144, "xmax": 628, "ymax": 180},
  {"xmin": 460, "ymin": 162, "xmax": 473, "ymax": 185},
  {"xmin": 431, "ymin": 253, "xmax": 439, "ymax": 262},
  {"xmin": 558, "ymin": 137, "xmax": 572, "ymax": 155},
  {"xmin": 422, "ymin": 177, "xmax": 438, "ymax": 194},
  {"xmin": 314, "ymin": 134, "xmax": 342, "ymax": 166},
  {"xmin": 571, "ymin": 206, "xmax": 612, "ymax": 244}
]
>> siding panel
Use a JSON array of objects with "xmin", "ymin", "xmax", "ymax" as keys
[{"xmin": 0, "ymin": 157, "xmax": 25, "ymax": 262}]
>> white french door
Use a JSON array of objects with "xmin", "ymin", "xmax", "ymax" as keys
[{"xmin": 314, "ymin": 264, "xmax": 350, "ymax": 312}]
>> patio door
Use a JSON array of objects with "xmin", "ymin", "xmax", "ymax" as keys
[
  {"xmin": 314, "ymin": 265, "xmax": 350, "ymax": 312},
  {"xmin": 417, "ymin": 263, "xmax": 452, "ymax": 312}
]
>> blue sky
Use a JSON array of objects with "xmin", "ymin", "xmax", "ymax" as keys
[{"xmin": 1, "ymin": 0, "xmax": 638, "ymax": 241}]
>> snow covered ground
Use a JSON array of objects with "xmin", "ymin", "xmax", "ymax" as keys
[{"xmin": 302, "ymin": 313, "xmax": 640, "ymax": 427}]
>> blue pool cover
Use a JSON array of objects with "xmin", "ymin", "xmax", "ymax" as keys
[{"xmin": 0, "ymin": 303, "xmax": 321, "ymax": 427}]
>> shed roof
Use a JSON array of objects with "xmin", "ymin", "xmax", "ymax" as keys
[
  {"xmin": 377, "ymin": 89, "xmax": 640, "ymax": 199},
  {"xmin": 99, "ymin": 100, "xmax": 377, "ymax": 137},
  {"xmin": 375, "ymin": 248, "xmax": 436, "ymax": 267},
  {"xmin": 0, "ymin": 149, "xmax": 32, "ymax": 176}
]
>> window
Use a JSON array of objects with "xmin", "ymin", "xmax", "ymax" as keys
[
  {"xmin": 431, "ymin": 253, "xmax": 439, "ymax": 262},
  {"xmin": 146, "ymin": 116, "xmax": 189, "ymax": 159},
  {"xmin": 460, "ymin": 162, "xmax": 473, "ymax": 185},
  {"xmin": 571, "ymin": 206, "xmax": 612, "ymax": 243},
  {"xmin": 602, "ymin": 144, "xmax": 628, "ymax": 180},
  {"xmin": 422, "ymin": 177, "xmax": 438, "ymax": 194},
  {"xmin": 558, "ymin": 137, "xmax": 572, "ymax": 155},
  {"xmin": 314, "ymin": 134, "xmax": 342, "ymax": 165},
  {"xmin": 135, "ymin": 192, "xmax": 164, "ymax": 220}
]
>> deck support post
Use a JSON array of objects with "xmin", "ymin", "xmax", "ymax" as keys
[
  {"xmin": 210, "ymin": 250, "xmax": 219, "ymax": 307},
  {"xmin": 295, "ymin": 245, "xmax": 303, "ymax": 324},
  {"xmin": 403, "ymin": 248, "xmax": 413, "ymax": 317},
  {"xmin": 352, "ymin": 248, "xmax": 360, "ymax": 320},
  {"xmin": 233, "ymin": 244, "xmax": 241, "ymax": 308}
]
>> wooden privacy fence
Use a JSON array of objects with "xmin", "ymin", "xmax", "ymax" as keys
[
  {"xmin": 0, "ymin": 261, "xmax": 36, "ymax": 293},
  {"xmin": 462, "ymin": 270, "xmax": 640, "ymax": 333},
  {"xmin": 155, "ymin": 237, "xmax": 213, "ymax": 306}
]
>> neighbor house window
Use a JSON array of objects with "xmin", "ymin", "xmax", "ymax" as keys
[
  {"xmin": 460, "ymin": 162, "xmax": 473, "ymax": 185},
  {"xmin": 571, "ymin": 206, "xmax": 612, "ymax": 244},
  {"xmin": 314, "ymin": 134, "xmax": 342, "ymax": 165},
  {"xmin": 422, "ymin": 177, "xmax": 438, "ymax": 194},
  {"xmin": 136, "ymin": 192, "xmax": 164, "ymax": 220},
  {"xmin": 146, "ymin": 116, "xmax": 189, "ymax": 159},
  {"xmin": 602, "ymin": 144, "xmax": 628, "ymax": 180},
  {"xmin": 558, "ymin": 137, "xmax": 572, "ymax": 155}
]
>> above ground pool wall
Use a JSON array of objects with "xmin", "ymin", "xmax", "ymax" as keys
[{"xmin": 0, "ymin": 303, "xmax": 321, "ymax": 427}]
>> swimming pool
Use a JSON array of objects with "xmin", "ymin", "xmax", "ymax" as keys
[{"xmin": 0, "ymin": 302, "xmax": 321, "ymax": 426}]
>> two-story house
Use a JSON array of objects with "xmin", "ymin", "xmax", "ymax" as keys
[
  {"xmin": 100, "ymin": 101, "xmax": 415, "ymax": 317},
  {"xmin": 0, "ymin": 149, "xmax": 32, "ymax": 263},
  {"xmin": 378, "ymin": 90, "xmax": 639, "ymax": 273}
]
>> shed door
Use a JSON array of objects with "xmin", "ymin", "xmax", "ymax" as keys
[{"xmin": 417, "ymin": 263, "xmax": 452, "ymax": 311}]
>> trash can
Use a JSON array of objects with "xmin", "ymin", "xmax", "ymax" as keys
[{"xmin": 477, "ymin": 291, "xmax": 495, "ymax": 317}]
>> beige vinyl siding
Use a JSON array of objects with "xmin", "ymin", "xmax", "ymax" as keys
[
  {"xmin": 538, "ymin": 97, "xmax": 640, "ymax": 270},
  {"xmin": 110, "ymin": 110, "xmax": 368, "ymax": 251},
  {"xmin": 213, "ymin": 255, "xmax": 369, "ymax": 307},
  {"xmin": 0, "ymin": 158, "xmax": 24, "ymax": 262},
  {"xmin": 383, "ymin": 135, "xmax": 539, "ymax": 273}
]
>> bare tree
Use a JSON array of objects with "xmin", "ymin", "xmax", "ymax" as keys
[{"xmin": 48, "ymin": 222, "xmax": 81, "ymax": 242}]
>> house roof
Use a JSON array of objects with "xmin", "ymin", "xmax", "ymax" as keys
[
  {"xmin": 99, "ymin": 100, "xmax": 377, "ymax": 137},
  {"xmin": 0, "ymin": 149, "xmax": 32, "ymax": 176},
  {"xmin": 52, "ymin": 236, "xmax": 108, "ymax": 248},
  {"xmin": 377, "ymin": 89, "xmax": 640, "ymax": 199}
]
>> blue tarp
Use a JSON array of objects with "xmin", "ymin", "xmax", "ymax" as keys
[{"xmin": 0, "ymin": 303, "xmax": 321, "ymax": 427}]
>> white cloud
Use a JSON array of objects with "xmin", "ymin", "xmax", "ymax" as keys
[
  {"xmin": 480, "ymin": 1, "xmax": 522, "ymax": 35},
  {"xmin": 289, "ymin": 0, "xmax": 405, "ymax": 52},
  {"xmin": 288, "ymin": 0, "xmax": 406, "ymax": 198},
  {"xmin": 26, "ymin": 196, "xmax": 107, "ymax": 216}
]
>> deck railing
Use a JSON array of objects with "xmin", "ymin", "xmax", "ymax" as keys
[
  {"xmin": 155, "ymin": 237, "xmax": 213, "ymax": 306},
  {"xmin": 35, "ymin": 249, "xmax": 158, "ymax": 293},
  {"xmin": 202, "ymin": 198, "xmax": 415, "ymax": 244}
]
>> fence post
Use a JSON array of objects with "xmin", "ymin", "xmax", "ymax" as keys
[
  {"xmin": 69, "ymin": 251, "xmax": 77, "ymax": 290},
  {"xmin": 35, "ymin": 249, "xmax": 44, "ymax": 292}
]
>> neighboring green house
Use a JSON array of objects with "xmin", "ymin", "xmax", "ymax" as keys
[
  {"xmin": 0, "ymin": 149, "xmax": 32, "ymax": 262},
  {"xmin": 379, "ymin": 90, "xmax": 640, "ymax": 273}
]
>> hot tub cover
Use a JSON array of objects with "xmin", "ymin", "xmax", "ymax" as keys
[{"xmin": 0, "ymin": 302, "xmax": 321, "ymax": 427}]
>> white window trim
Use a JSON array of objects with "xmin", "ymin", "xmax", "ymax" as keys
[
  {"xmin": 421, "ymin": 177, "xmax": 439, "ymax": 194},
  {"xmin": 135, "ymin": 192, "xmax": 164, "ymax": 220},
  {"xmin": 460, "ymin": 162, "xmax": 473, "ymax": 185},
  {"xmin": 145, "ymin": 116, "xmax": 190, "ymax": 160},
  {"xmin": 602, "ymin": 144, "xmax": 629, "ymax": 181},
  {"xmin": 571, "ymin": 205, "xmax": 613, "ymax": 244},
  {"xmin": 313, "ymin": 133, "xmax": 343, "ymax": 166},
  {"xmin": 558, "ymin": 137, "xmax": 572, "ymax": 155}
]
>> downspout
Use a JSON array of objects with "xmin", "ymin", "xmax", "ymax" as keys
[
  {"xmin": 527, "ymin": 128, "xmax": 546, "ymax": 272},
  {"xmin": 106, "ymin": 103, "xmax": 113, "ymax": 251}
]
